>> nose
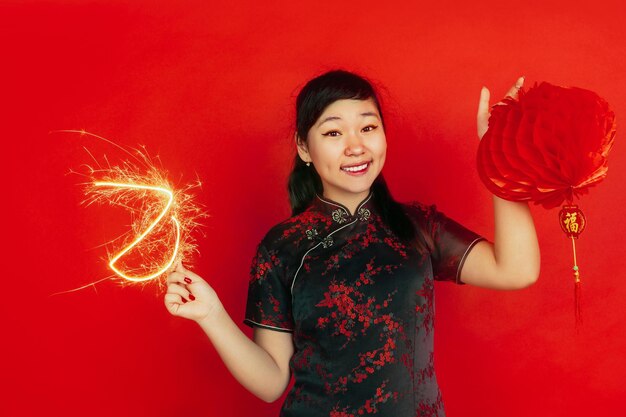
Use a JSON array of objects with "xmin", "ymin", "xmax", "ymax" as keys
[{"xmin": 344, "ymin": 131, "xmax": 365, "ymax": 156}]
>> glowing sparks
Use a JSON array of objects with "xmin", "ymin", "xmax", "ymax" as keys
[
  {"xmin": 54, "ymin": 130, "xmax": 206, "ymax": 289},
  {"xmin": 94, "ymin": 181, "xmax": 181, "ymax": 282}
]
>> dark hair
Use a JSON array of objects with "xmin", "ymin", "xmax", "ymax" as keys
[{"xmin": 288, "ymin": 70, "xmax": 428, "ymax": 252}]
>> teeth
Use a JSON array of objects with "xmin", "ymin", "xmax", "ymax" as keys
[{"xmin": 342, "ymin": 163, "xmax": 368, "ymax": 172}]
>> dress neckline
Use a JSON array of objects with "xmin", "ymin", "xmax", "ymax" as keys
[{"xmin": 312, "ymin": 191, "xmax": 374, "ymax": 224}]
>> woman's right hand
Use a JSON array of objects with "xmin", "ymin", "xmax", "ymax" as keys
[{"xmin": 164, "ymin": 262, "xmax": 224, "ymax": 324}]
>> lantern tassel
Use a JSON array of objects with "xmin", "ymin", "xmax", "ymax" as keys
[{"xmin": 571, "ymin": 237, "xmax": 582, "ymax": 327}]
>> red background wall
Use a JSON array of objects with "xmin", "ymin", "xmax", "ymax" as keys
[{"xmin": 2, "ymin": 1, "xmax": 625, "ymax": 416}]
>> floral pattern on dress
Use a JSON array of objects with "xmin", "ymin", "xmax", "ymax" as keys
[{"xmin": 244, "ymin": 193, "xmax": 485, "ymax": 416}]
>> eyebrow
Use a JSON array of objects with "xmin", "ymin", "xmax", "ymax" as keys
[{"xmin": 317, "ymin": 112, "xmax": 381, "ymax": 128}]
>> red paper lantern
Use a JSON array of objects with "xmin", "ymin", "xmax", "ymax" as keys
[
  {"xmin": 478, "ymin": 82, "xmax": 616, "ymax": 209},
  {"xmin": 477, "ymin": 81, "xmax": 617, "ymax": 326}
]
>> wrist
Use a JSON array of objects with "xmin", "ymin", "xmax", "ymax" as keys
[{"xmin": 196, "ymin": 301, "xmax": 227, "ymax": 329}]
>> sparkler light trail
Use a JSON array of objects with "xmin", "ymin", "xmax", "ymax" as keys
[
  {"xmin": 52, "ymin": 130, "xmax": 206, "ymax": 291},
  {"xmin": 94, "ymin": 181, "xmax": 181, "ymax": 282}
]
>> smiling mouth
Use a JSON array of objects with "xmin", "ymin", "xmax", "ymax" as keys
[{"xmin": 341, "ymin": 161, "xmax": 370, "ymax": 173}]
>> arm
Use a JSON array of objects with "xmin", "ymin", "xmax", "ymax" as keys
[
  {"xmin": 461, "ymin": 77, "xmax": 540, "ymax": 289},
  {"xmin": 165, "ymin": 263, "xmax": 294, "ymax": 402},
  {"xmin": 197, "ymin": 310, "xmax": 294, "ymax": 403},
  {"xmin": 460, "ymin": 196, "xmax": 540, "ymax": 289}
]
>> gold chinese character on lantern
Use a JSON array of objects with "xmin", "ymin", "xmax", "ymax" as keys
[
  {"xmin": 559, "ymin": 205, "xmax": 586, "ymax": 239},
  {"xmin": 565, "ymin": 212, "xmax": 579, "ymax": 233}
]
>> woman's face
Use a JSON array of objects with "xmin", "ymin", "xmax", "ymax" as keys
[{"xmin": 297, "ymin": 98, "xmax": 387, "ymax": 210}]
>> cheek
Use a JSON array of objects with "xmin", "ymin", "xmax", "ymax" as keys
[
  {"xmin": 378, "ymin": 150, "xmax": 387, "ymax": 169},
  {"xmin": 375, "ymin": 137, "xmax": 387, "ymax": 158},
  {"xmin": 374, "ymin": 137, "xmax": 387, "ymax": 170},
  {"xmin": 309, "ymin": 141, "xmax": 340, "ymax": 167}
]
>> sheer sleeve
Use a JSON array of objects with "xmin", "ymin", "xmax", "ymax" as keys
[
  {"xmin": 409, "ymin": 203, "xmax": 486, "ymax": 285},
  {"xmin": 243, "ymin": 243, "xmax": 294, "ymax": 332}
]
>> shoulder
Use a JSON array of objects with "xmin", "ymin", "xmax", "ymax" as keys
[
  {"xmin": 399, "ymin": 200, "xmax": 437, "ymax": 224},
  {"xmin": 257, "ymin": 207, "xmax": 331, "ymax": 253}
]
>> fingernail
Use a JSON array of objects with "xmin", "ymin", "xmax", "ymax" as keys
[
  {"xmin": 184, "ymin": 277, "xmax": 192, "ymax": 284},
  {"xmin": 182, "ymin": 298, "xmax": 187, "ymax": 303},
  {"xmin": 189, "ymin": 294, "xmax": 196, "ymax": 301}
]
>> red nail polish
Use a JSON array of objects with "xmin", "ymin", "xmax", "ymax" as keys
[
  {"xmin": 189, "ymin": 294, "xmax": 195, "ymax": 301},
  {"xmin": 184, "ymin": 277, "xmax": 192, "ymax": 284},
  {"xmin": 182, "ymin": 298, "xmax": 187, "ymax": 303}
]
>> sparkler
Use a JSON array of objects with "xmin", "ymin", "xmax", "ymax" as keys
[
  {"xmin": 53, "ymin": 130, "xmax": 206, "ymax": 292},
  {"xmin": 94, "ymin": 181, "xmax": 181, "ymax": 282}
]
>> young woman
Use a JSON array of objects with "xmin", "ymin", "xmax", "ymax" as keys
[{"xmin": 164, "ymin": 70, "xmax": 540, "ymax": 417}]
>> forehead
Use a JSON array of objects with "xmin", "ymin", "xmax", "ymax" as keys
[{"xmin": 318, "ymin": 98, "xmax": 380, "ymax": 120}]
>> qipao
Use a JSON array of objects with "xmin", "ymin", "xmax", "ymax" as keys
[{"xmin": 244, "ymin": 192, "xmax": 484, "ymax": 417}]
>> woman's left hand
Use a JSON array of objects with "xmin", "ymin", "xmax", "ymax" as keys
[{"xmin": 477, "ymin": 76, "xmax": 525, "ymax": 140}]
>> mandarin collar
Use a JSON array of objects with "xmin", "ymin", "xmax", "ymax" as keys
[{"xmin": 312, "ymin": 192, "xmax": 375, "ymax": 224}]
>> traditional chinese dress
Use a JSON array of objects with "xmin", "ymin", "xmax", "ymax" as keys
[{"xmin": 244, "ymin": 192, "xmax": 484, "ymax": 417}]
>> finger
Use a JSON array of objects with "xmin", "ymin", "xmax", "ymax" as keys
[
  {"xmin": 176, "ymin": 266, "xmax": 204, "ymax": 284},
  {"xmin": 166, "ymin": 271, "xmax": 187, "ymax": 285},
  {"xmin": 167, "ymin": 282, "xmax": 192, "ymax": 301},
  {"xmin": 164, "ymin": 293, "xmax": 185, "ymax": 315},
  {"xmin": 504, "ymin": 76, "xmax": 525, "ymax": 99},
  {"xmin": 477, "ymin": 87, "xmax": 490, "ymax": 138},
  {"xmin": 477, "ymin": 86, "xmax": 490, "ymax": 119}
]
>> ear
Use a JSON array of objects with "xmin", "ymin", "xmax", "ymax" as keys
[{"xmin": 295, "ymin": 132, "xmax": 311, "ymax": 164}]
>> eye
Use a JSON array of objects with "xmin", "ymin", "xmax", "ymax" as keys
[
  {"xmin": 362, "ymin": 125, "xmax": 378, "ymax": 132},
  {"xmin": 322, "ymin": 130, "xmax": 341, "ymax": 137}
]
